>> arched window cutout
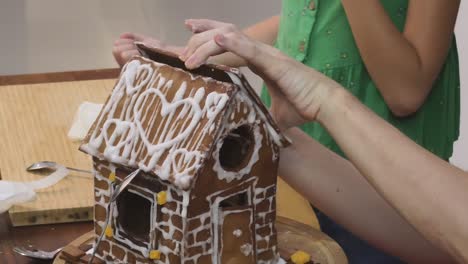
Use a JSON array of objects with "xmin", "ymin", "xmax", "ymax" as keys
[{"xmin": 219, "ymin": 125, "xmax": 254, "ymax": 171}]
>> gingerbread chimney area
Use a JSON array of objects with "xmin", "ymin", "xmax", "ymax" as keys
[{"xmin": 79, "ymin": 44, "xmax": 289, "ymax": 264}]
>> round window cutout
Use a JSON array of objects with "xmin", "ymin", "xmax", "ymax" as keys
[{"xmin": 219, "ymin": 125, "xmax": 254, "ymax": 171}]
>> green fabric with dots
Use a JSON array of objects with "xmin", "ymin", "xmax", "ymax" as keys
[{"xmin": 261, "ymin": 0, "xmax": 460, "ymax": 159}]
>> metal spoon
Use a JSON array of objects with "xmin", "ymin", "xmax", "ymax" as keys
[
  {"xmin": 26, "ymin": 161, "xmax": 92, "ymax": 174},
  {"xmin": 109, "ymin": 168, "xmax": 141, "ymax": 203},
  {"xmin": 88, "ymin": 169, "xmax": 141, "ymax": 264},
  {"xmin": 13, "ymin": 246, "xmax": 62, "ymax": 260}
]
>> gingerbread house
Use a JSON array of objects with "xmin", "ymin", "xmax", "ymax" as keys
[{"xmin": 78, "ymin": 44, "xmax": 289, "ymax": 263}]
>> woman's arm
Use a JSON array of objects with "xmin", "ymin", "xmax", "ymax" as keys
[
  {"xmin": 341, "ymin": 0, "xmax": 460, "ymax": 116},
  {"xmin": 280, "ymin": 128, "xmax": 454, "ymax": 263},
  {"xmin": 180, "ymin": 21, "xmax": 468, "ymax": 261},
  {"xmin": 316, "ymin": 88, "xmax": 468, "ymax": 262}
]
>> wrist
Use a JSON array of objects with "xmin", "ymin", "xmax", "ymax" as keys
[{"xmin": 316, "ymin": 86, "xmax": 352, "ymax": 126}]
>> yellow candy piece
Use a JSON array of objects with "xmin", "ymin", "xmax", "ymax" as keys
[
  {"xmin": 291, "ymin": 250, "xmax": 311, "ymax": 264},
  {"xmin": 105, "ymin": 226, "xmax": 113, "ymax": 238},
  {"xmin": 157, "ymin": 191, "xmax": 167, "ymax": 205},
  {"xmin": 149, "ymin": 250, "xmax": 161, "ymax": 260},
  {"xmin": 108, "ymin": 172, "xmax": 116, "ymax": 182}
]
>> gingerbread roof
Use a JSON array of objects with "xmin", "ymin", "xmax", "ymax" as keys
[{"xmin": 80, "ymin": 45, "xmax": 289, "ymax": 190}]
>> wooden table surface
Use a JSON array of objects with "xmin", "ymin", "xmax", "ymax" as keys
[
  {"xmin": 0, "ymin": 69, "xmax": 119, "ymax": 264},
  {"xmin": 0, "ymin": 68, "xmax": 329, "ymax": 264},
  {"xmin": 0, "ymin": 212, "xmax": 92, "ymax": 264}
]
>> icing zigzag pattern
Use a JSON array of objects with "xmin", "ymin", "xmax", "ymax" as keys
[{"xmin": 81, "ymin": 58, "xmax": 231, "ymax": 189}]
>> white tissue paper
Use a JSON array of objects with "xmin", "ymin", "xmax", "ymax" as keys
[
  {"xmin": 0, "ymin": 101, "xmax": 101, "ymax": 213},
  {"xmin": 68, "ymin": 102, "xmax": 103, "ymax": 141},
  {"xmin": 0, "ymin": 165, "xmax": 69, "ymax": 213},
  {"xmin": 277, "ymin": 258, "xmax": 286, "ymax": 264}
]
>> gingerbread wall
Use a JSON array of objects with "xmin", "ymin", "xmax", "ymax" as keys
[
  {"xmin": 254, "ymin": 184, "xmax": 278, "ymax": 262},
  {"xmin": 92, "ymin": 158, "xmax": 192, "ymax": 264},
  {"xmin": 185, "ymin": 88, "xmax": 281, "ymax": 263}
]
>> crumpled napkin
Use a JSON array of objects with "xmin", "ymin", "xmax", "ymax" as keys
[
  {"xmin": 0, "ymin": 102, "xmax": 103, "ymax": 213},
  {"xmin": 68, "ymin": 102, "xmax": 103, "ymax": 141},
  {"xmin": 0, "ymin": 165, "xmax": 69, "ymax": 213}
]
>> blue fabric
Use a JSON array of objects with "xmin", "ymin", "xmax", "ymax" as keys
[{"xmin": 313, "ymin": 208, "xmax": 404, "ymax": 263}]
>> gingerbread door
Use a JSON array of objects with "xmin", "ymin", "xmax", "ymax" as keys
[{"xmin": 217, "ymin": 190, "xmax": 255, "ymax": 264}]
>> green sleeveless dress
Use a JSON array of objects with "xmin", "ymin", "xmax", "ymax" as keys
[{"xmin": 261, "ymin": 0, "xmax": 460, "ymax": 159}]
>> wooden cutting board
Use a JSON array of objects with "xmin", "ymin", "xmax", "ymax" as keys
[
  {"xmin": 53, "ymin": 217, "xmax": 346, "ymax": 264},
  {"xmin": 0, "ymin": 79, "xmax": 115, "ymax": 226}
]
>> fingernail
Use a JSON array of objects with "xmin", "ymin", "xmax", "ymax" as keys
[
  {"xmin": 184, "ymin": 20, "xmax": 192, "ymax": 29},
  {"xmin": 214, "ymin": 34, "xmax": 225, "ymax": 45},
  {"xmin": 186, "ymin": 56, "xmax": 201, "ymax": 69},
  {"xmin": 185, "ymin": 57, "xmax": 195, "ymax": 68},
  {"xmin": 179, "ymin": 48, "xmax": 188, "ymax": 60}
]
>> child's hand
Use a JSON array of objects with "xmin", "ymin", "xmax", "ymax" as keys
[
  {"xmin": 112, "ymin": 32, "xmax": 184, "ymax": 67},
  {"xmin": 182, "ymin": 19, "xmax": 341, "ymax": 130},
  {"xmin": 181, "ymin": 19, "xmax": 240, "ymax": 69}
]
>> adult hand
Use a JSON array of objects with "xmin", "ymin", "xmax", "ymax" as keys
[
  {"xmin": 182, "ymin": 19, "xmax": 342, "ymax": 130},
  {"xmin": 112, "ymin": 32, "xmax": 184, "ymax": 67},
  {"xmin": 180, "ymin": 19, "xmax": 239, "ymax": 68}
]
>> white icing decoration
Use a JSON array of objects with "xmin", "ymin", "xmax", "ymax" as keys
[
  {"xmin": 211, "ymin": 92, "xmax": 262, "ymax": 183},
  {"xmin": 93, "ymin": 164, "xmax": 279, "ymax": 264},
  {"xmin": 233, "ymin": 229, "xmax": 242, "ymax": 238},
  {"xmin": 87, "ymin": 59, "xmax": 286, "ymax": 263},
  {"xmin": 113, "ymin": 187, "xmax": 153, "ymax": 257},
  {"xmin": 81, "ymin": 58, "xmax": 230, "ymax": 189},
  {"xmin": 226, "ymin": 71, "xmax": 288, "ymax": 147},
  {"xmin": 206, "ymin": 178, "xmax": 256, "ymax": 264},
  {"xmin": 93, "ymin": 162, "xmax": 190, "ymax": 264},
  {"xmin": 240, "ymin": 243, "xmax": 253, "ymax": 256}
]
